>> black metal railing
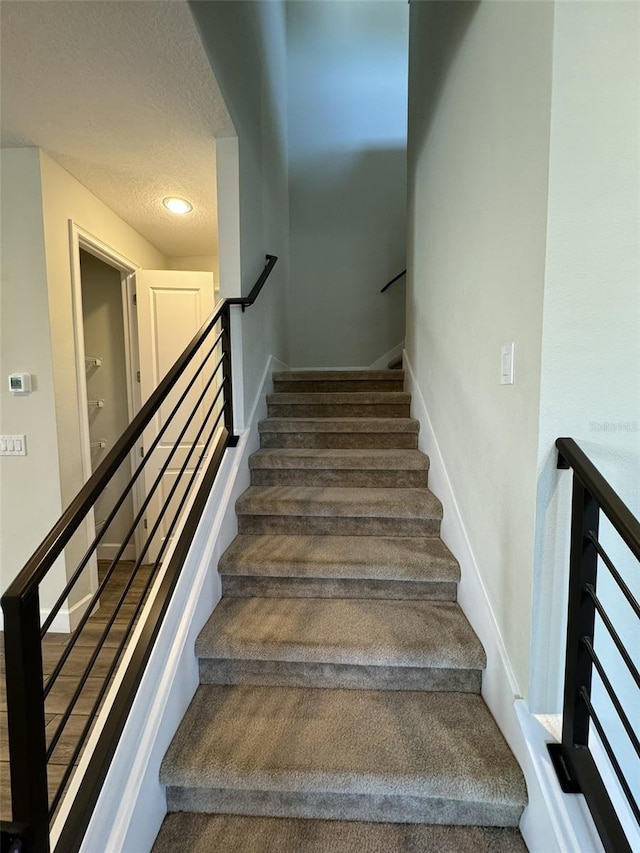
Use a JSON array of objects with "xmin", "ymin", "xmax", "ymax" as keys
[
  {"xmin": 380, "ymin": 269, "xmax": 406, "ymax": 293},
  {"xmin": 549, "ymin": 437, "xmax": 639, "ymax": 853},
  {"xmin": 1, "ymin": 255, "xmax": 277, "ymax": 853}
]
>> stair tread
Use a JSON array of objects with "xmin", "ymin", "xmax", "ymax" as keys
[
  {"xmin": 273, "ymin": 371, "xmax": 404, "ymax": 382},
  {"xmin": 236, "ymin": 486, "xmax": 442, "ymax": 520},
  {"xmin": 196, "ymin": 598, "xmax": 486, "ymax": 670},
  {"xmin": 154, "ymin": 813, "xmax": 527, "ymax": 852},
  {"xmin": 249, "ymin": 448, "xmax": 429, "ymax": 471},
  {"xmin": 219, "ymin": 535, "xmax": 459, "ymax": 581},
  {"xmin": 259, "ymin": 417, "xmax": 419, "ymax": 433},
  {"xmin": 160, "ymin": 685, "xmax": 526, "ymax": 809},
  {"xmin": 267, "ymin": 392, "xmax": 410, "ymax": 404}
]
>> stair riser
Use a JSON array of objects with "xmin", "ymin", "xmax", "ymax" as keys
[
  {"xmin": 165, "ymin": 788, "xmax": 522, "ymax": 827},
  {"xmin": 237, "ymin": 516, "xmax": 441, "ymax": 537},
  {"xmin": 260, "ymin": 433, "xmax": 418, "ymax": 450},
  {"xmin": 199, "ymin": 659, "xmax": 481, "ymax": 693},
  {"xmin": 221, "ymin": 576, "xmax": 457, "ymax": 601},
  {"xmin": 250, "ymin": 469, "xmax": 428, "ymax": 488},
  {"xmin": 267, "ymin": 404, "xmax": 411, "ymax": 419},
  {"xmin": 274, "ymin": 381, "xmax": 404, "ymax": 393}
]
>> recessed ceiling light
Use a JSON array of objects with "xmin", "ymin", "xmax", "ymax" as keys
[{"xmin": 163, "ymin": 197, "xmax": 193, "ymax": 215}]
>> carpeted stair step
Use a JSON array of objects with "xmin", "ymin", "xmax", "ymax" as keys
[
  {"xmin": 273, "ymin": 370, "xmax": 405, "ymax": 394},
  {"xmin": 236, "ymin": 486, "xmax": 442, "ymax": 536},
  {"xmin": 196, "ymin": 598, "xmax": 485, "ymax": 692},
  {"xmin": 153, "ymin": 813, "xmax": 527, "ymax": 853},
  {"xmin": 160, "ymin": 685, "xmax": 527, "ymax": 825},
  {"xmin": 266, "ymin": 392, "xmax": 411, "ymax": 419},
  {"xmin": 249, "ymin": 448, "xmax": 429, "ymax": 488},
  {"xmin": 220, "ymin": 534, "xmax": 459, "ymax": 600},
  {"xmin": 259, "ymin": 417, "xmax": 419, "ymax": 449}
]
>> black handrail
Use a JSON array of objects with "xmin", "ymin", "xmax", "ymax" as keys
[
  {"xmin": 228, "ymin": 253, "xmax": 278, "ymax": 310},
  {"xmin": 380, "ymin": 269, "xmax": 406, "ymax": 293},
  {"xmin": 556, "ymin": 439, "xmax": 640, "ymax": 560},
  {"xmin": 549, "ymin": 437, "xmax": 639, "ymax": 853},
  {"xmin": 1, "ymin": 254, "xmax": 277, "ymax": 853}
]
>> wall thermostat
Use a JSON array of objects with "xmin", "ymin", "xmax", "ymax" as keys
[{"xmin": 8, "ymin": 373, "xmax": 32, "ymax": 395}]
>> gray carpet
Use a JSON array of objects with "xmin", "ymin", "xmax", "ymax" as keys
[
  {"xmin": 160, "ymin": 685, "xmax": 526, "ymax": 824},
  {"xmin": 156, "ymin": 370, "xmax": 528, "ymax": 843},
  {"xmin": 153, "ymin": 814, "xmax": 528, "ymax": 852},
  {"xmin": 196, "ymin": 598, "xmax": 485, "ymax": 669}
]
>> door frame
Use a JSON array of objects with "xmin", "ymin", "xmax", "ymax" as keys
[{"xmin": 68, "ymin": 220, "xmax": 142, "ymax": 565}]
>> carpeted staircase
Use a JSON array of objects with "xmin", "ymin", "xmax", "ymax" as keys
[{"xmin": 154, "ymin": 371, "xmax": 528, "ymax": 851}]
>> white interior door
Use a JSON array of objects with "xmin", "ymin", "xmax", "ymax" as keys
[{"xmin": 133, "ymin": 270, "xmax": 215, "ymax": 564}]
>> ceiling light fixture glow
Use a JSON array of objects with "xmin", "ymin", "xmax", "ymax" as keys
[{"xmin": 163, "ymin": 197, "xmax": 193, "ymax": 215}]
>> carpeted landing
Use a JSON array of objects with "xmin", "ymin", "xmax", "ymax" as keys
[{"xmin": 154, "ymin": 371, "xmax": 528, "ymax": 850}]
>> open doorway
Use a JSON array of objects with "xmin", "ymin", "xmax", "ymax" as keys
[
  {"xmin": 70, "ymin": 221, "xmax": 219, "ymax": 578},
  {"xmin": 69, "ymin": 223, "xmax": 142, "ymax": 585},
  {"xmin": 79, "ymin": 249, "xmax": 138, "ymax": 561}
]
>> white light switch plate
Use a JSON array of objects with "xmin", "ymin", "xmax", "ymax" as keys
[
  {"xmin": 500, "ymin": 343, "xmax": 515, "ymax": 385},
  {"xmin": 0, "ymin": 434, "xmax": 27, "ymax": 455}
]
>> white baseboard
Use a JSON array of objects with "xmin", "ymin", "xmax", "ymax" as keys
[
  {"xmin": 403, "ymin": 351, "xmax": 577, "ymax": 853},
  {"xmin": 97, "ymin": 542, "xmax": 136, "ymax": 562},
  {"xmin": 516, "ymin": 706, "xmax": 605, "ymax": 853},
  {"xmin": 0, "ymin": 592, "xmax": 93, "ymax": 634},
  {"xmin": 368, "ymin": 340, "xmax": 404, "ymax": 371},
  {"xmin": 54, "ymin": 353, "xmax": 285, "ymax": 853}
]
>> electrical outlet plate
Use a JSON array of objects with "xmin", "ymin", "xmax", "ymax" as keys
[{"xmin": 0, "ymin": 434, "xmax": 27, "ymax": 455}]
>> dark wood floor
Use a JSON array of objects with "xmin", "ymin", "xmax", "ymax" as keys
[{"xmin": 1, "ymin": 561, "xmax": 153, "ymax": 822}]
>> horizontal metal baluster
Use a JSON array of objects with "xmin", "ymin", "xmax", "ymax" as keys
[
  {"xmin": 585, "ymin": 584, "xmax": 640, "ymax": 690},
  {"xmin": 583, "ymin": 638, "xmax": 640, "ymax": 759},
  {"xmin": 2, "ymin": 258, "xmax": 281, "ymax": 849},
  {"xmin": 579, "ymin": 687, "xmax": 640, "ymax": 825},
  {"xmin": 587, "ymin": 532, "xmax": 640, "ymax": 619},
  {"xmin": 48, "ymin": 402, "xmax": 228, "ymax": 816},
  {"xmin": 41, "ymin": 329, "xmax": 225, "ymax": 636},
  {"xmin": 43, "ymin": 361, "xmax": 226, "ymax": 697},
  {"xmin": 149, "ymin": 405, "xmax": 227, "ymax": 570}
]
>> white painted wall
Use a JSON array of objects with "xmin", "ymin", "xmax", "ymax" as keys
[
  {"xmin": 407, "ymin": 1, "xmax": 639, "ymax": 841},
  {"xmin": 1, "ymin": 148, "xmax": 167, "ymax": 612},
  {"xmin": 286, "ymin": 0, "xmax": 408, "ymax": 369},
  {"xmin": 530, "ymin": 0, "xmax": 640, "ymax": 810},
  {"xmin": 167, "ymin": 254, "xmax": 219, "ymax": 285},
  {"xmin": 406, "ymin": 0, "xmax": 554, "ymax": 698},
  {"xmin": 40, "ymin": 151, "xmax": 167, "ymax": 514},
  {"xmin": 190, "ymin": 0, "xmax": 290, "ymax": 426},
  {"xmin": 0, "ymin": 149, "xmax": 67, "ymax": 607},
  {"xmin": 531, "ymin": 0, "xmax": 640, "ymax": 708}
]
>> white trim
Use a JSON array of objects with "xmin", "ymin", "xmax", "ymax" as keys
[
  {"xmin": 22, "ymin": 591, "xmax": 96, "ymax": 635},
  {"xmin": 368, "ymin": 340, "xmax": 405, "ymax": 371},
  {"xmin": 97, "ymin": 542, "xmax": 136, "ymax": 562},
  {"xmin": 68, "ymin": 221, "xmax": 141, "ymax": 586},
  {"xmin": 61, "ymin": 353, "xmax": 285, "ymax": 853},
  {"xmin": 403, "ymin": 352, "xmax": 520, "ymax": 701},
  {"xmin": 403, "ymin": 350, "xmax": 572, "ymax": 852},
  {"xmin": 403, "ymin": 350, "xmax": 633, "ymax": 852},
  {"xmin": 589, "ymin": 726, "xmax": 639, "ymax": 849},
  {"xmin": 516, "ymin": 705, "xmax": 605, "ymax": 853},
  {"xmin": 246, "ymin": 355, "xmax": 289, "ymax": 428}
]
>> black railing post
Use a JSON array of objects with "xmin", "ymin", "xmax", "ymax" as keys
[
  {"xmin": 549, "ymin": 473, "xmax": 601, "ymax": 794},
  {"xmin": 562, "ymin": 477, "xmax": 600, "ymax": 754},
  {"xmin": 2, "ymin": 591, "xmax": 50, "ymax": 853},
  {"xmin": 220, "ymin": 302, "xmax": 238, "ymax": 447}
]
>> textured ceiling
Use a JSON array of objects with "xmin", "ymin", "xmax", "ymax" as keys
[{"xmin": 0, "ymin": 0, "xmax": 235, "ymax": 258}]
